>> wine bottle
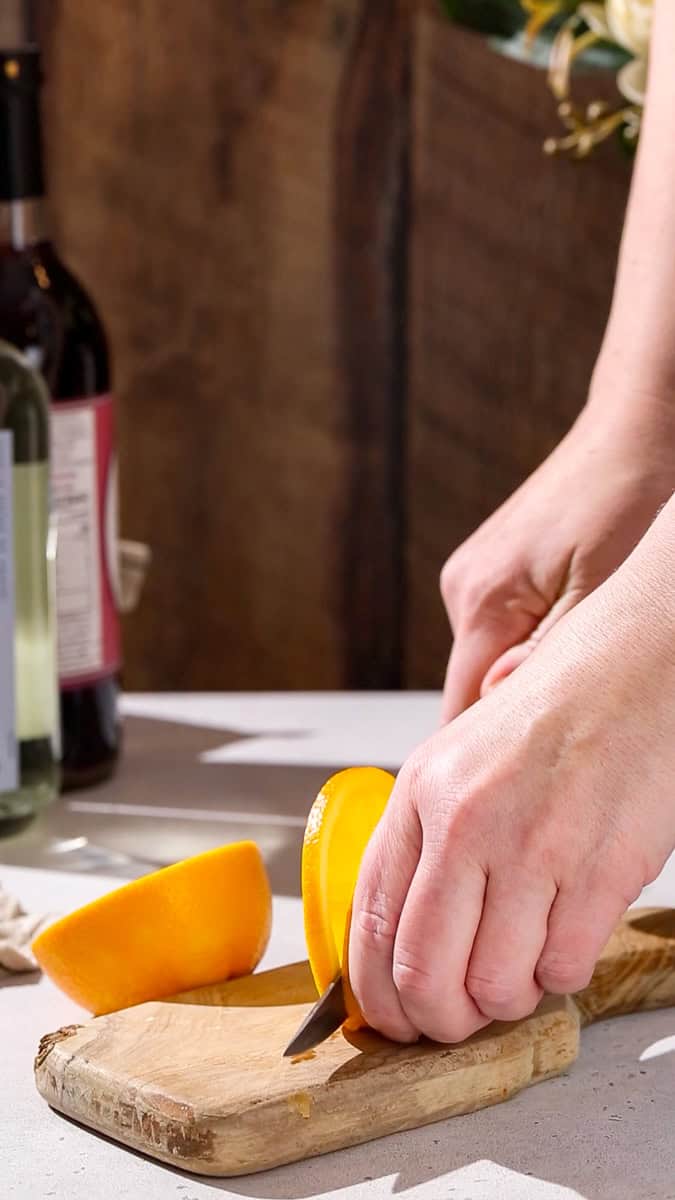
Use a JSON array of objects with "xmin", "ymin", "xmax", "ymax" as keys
[
  {"xmin": 0, "ymin": 340, "xmax": 59, "ymax": 823},
  {"xmin": 0, "ymin": 46, "xmax": 120, "ymax": 789}
]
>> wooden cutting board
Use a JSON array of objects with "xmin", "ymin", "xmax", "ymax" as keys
[{"xmin": 34, "ymin": 907, "xmax": 675, "ymax": 1177}]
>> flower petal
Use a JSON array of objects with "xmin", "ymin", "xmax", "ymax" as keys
[
  {"xmin": 606, "ymin": 0, "xmax": 653, "ymax": 58},
  {"xmin": 617, "ymin": 56, "xmax": 648, "ymax": 104},
  {"xmin": 578, "ymin": 3, "xmax": 612, "ymax": 38}
]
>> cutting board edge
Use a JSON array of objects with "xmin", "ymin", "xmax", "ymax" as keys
[
  {"xmin": 34, "ymin": 997, "xmax": 581, "ymax": 1178},
  {"xmin": 35, "ymin": 1072, "xmax": 556, "ymax": 1178},
  {"xmin": 34, "ymin": 1053, "xmax": 568, "ymax": 1178}
]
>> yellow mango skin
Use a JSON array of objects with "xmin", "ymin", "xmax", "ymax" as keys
[{"xmin": 302, "ymin": 767, "xmax": 395, "ymax": 1027}]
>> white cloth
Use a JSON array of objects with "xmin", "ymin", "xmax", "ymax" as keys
[{"xmin": 0, "ymin": 880, "xmax": 52, "ymax": 974}]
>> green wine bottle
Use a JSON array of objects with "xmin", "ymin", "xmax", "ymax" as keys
[{"xmin": 0, "ymin": 341, "xmax": 59, "ymax": 823}]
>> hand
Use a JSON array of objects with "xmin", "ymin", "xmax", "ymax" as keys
[
  {"xmin": 440, "ymin": 388, "xmax": 675, "ymax": 723},
  {"xmin": 349, "ymin": 499, "xmax": 675, "ymax": 1043}
]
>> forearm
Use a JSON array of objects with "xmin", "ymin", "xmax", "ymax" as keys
[
  {"xmin": 637, "ymin": 489, "xmax": 675, "ymax": 595},
  {"xmin": 609, "ymin": 489, "xmax": 675, "ymax": 657},
  {"xmin": 591, "ymin": 0, "xmax": 675, "ymax": 422}
]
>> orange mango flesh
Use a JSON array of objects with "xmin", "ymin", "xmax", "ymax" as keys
[
  {"xmin": 32, "ymin": 841, "xmax": 271, "ymax": 1015},
  {"xmin": 302, "ymin": 766, "xmax": 396, "ymax": 1027}
]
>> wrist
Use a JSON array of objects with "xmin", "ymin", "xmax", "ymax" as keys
[
  {"xmin": 614, "ymin": 492, "xmax": 675, "ymax": 643},
  {"xmin": 643, "ymin": 491, "xmax": 675, "ymax": 567},
  {"xmin": 587, "ymin": 340, "xmax": 675, "ymax": 434},
  {"xmin": 580, "ymin": 352, "xmax": 675, "ymax": 470}
]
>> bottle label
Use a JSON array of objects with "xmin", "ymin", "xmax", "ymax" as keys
[
  {"xmin": 0, "ymin": 431, "xmax": 18, "ymax": 792},
  {"xmin": 51, "ymin": 395, "xmax": 120, "ymax": 688}
]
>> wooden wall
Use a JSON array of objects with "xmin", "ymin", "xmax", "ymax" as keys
[
  {"xmin": 40, "ymin": 0, "xmax": 631, "ymax": 691},
  {"xmin": 406, "ymin": 8, "xmax": 631, "ymax": 684}
]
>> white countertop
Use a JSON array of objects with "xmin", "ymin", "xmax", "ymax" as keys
[{"xmin": 3, "ymin": 693, "xmax": 675, "ymax": 1200}]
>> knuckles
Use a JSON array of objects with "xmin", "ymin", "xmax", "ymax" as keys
[
  {"xmin": 353, "ymin": 897, "xmax": 397, "ymax": 953},
  {"xmin": 397, "ymin": 751, "xmax": 431, "ymax": 808},
  {"xmin": 392, "ymin": 955, "xmax": 436, "ymax": 1002},
  {"xmin": 405, "ymin": 763, "xmax": 501, "ymax": 870},
  {"xmin": 535, "ymin": 953, "xmax": 594, "ymax": 995},
  {"xmin": 391, "ymin": 953, "xmax": 485, "ymax": 1043},
  {"xmin": 465, "ymin": 973, "xmax": 542, "ymax": 1021},
  {"xmin": 391, "ymin": 950, "xmax": 460, "ymax": 1039},
  {"xmin": 396, "ymin": 751, "xmax": 451, "ymax": 828},
  {"xmin": 440, "ymin": 552, "xmax": 515, "ymax": 629},
  {"xmin": 358, "ymin": 996, "xmax": 417, "ymax": 1044},
  {"xmin": 440, "ymin": 554, "xmax": 488, "ymax": 622}
]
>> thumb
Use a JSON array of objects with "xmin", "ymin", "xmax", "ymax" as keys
[
  {"xmin": 441, "ymin": 612, "xmax": 537, "ymax": 724},
  {"xmin": 480, "ymin": 641, "xmax": 533, "ymax": 695},
  {"xmin": 480, "ymin": 586, "xmax": 588, "ymax": 696}
]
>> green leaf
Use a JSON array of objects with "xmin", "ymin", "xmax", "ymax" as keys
[
  {"xmin": 439, "ymin": 0, "xmax": 526, "ymax": 38},
  {"xmin": 617, "ymin": 122, "xmax": 639, "ymax": 159},
  {"xmin": 490, "ymin": 28, "xmax": 633, "ymax": 71}
]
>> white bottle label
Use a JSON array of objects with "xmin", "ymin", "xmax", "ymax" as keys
[
  {"xmin": 0, "ymin": 431, "xmax": 18, "ymax": 793},
  {"xmin": 51, "ymin": 396, "xmax": 120, "ymax": 686}
]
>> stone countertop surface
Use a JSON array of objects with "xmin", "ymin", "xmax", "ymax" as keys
[{"xmin": 2, "ymin": 693, "xmax": 675, "ymax": 1200}]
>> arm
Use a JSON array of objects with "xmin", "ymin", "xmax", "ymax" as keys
[
  {"xmin": 594, "ymin": 0, "xmax": 675, "ymax": 401},
  {"xmin": 440, "ymin": 0, "xmax": 675, "ymax": 722}
]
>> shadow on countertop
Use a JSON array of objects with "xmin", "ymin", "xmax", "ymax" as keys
[{"xmin": 0, "ymin": 715, "xmax": 348, "ymax": 898}]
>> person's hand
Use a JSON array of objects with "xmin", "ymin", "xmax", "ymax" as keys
[
  {"xmin": 349, "ymin": 499, "xmax": 675, "ymax": 1044},
  {"xmin": 440, "ymin": 388, "xmax": 675, "ymax": 723}
]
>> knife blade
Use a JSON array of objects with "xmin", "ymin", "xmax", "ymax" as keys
[{"xmin": 283, "ymin": 974, "xmax": 348, "ymax": 1057}]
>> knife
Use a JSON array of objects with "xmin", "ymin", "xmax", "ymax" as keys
[{"xmin": 283, "ymin": 974, "xmax": 348, "ymax": 1057}]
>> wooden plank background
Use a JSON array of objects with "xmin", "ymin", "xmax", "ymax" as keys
[
  {"xmin": 36, "ymin": 0, "xmax": 631, "ymax": 691},
  {"xmin": 406, "ymin": 10, "xmax": 631, "ymax": 685}
]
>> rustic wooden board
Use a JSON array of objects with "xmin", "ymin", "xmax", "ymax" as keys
[{"xmin": 34, "ymin": 909, "xmax": 675, "ymax": 1177}]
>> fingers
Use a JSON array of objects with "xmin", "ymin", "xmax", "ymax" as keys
[
  {"xmin": 536, "ymin": 881, "xmax": 634, "ymax": 996},
  {"xmin": 439, "ymin": 571, "xmax": 542, "ymax": 722},
  {"xmin": 466, "ymin": 868, "xmax": 555, "ymax": 1021},
  {"xmin": 480, "ymin": 642, "xmax": 534, "ymax": 696},
  {"xmin": 391, "ymin": 844, "xmax": 490, "ymax": 1043},
  {"xmin": 479, "ymin": 586, "xmax": 591, "ymax": 699},
  {"xmin": 439, "ymin": 548, "xmax": 592, "ymax": 723},
  {"xmin": 441, "ymin": 623, "xmax": 527, "ymax": 724},
  {"xmin": 349, "ymin": 783, "xmax": 423, "ymax": 1043}
]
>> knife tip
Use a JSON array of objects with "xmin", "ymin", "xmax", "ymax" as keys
[
  {"xmin": 282, "ymin": 1037, "xmax": 319, "ymax": 1060},
  {"xmin": 281, "ymin": 974, "xmax": 347, "ymax": 1059}
]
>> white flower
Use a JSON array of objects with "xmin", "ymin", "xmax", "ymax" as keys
[
  {"xmin": 617, "ymin": 57, "xmax": 648, "ymax": 104},
  {"xmin": 579, "ymin": 0, "xmax": 651, "ymax": 105},
  {"xmin": 605, "ymin": 0, "xmax": 653, "ymax": 59},
  {"xmin": 578, "ymin": 3, "xmax": 612, "ymax": 39}
]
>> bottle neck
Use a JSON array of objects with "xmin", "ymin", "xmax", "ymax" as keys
[
  {"xmin": 0, "ymin": 49, "xmax": 46, "ymax": 214},
  {"xmin": 0, "ymin": 196, "xmax": 48, "ymax": 249}
]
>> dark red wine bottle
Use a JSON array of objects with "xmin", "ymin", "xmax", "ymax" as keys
[{"xmin": 0, "ymin": 46, "xmax": 120, "ymax": 789}]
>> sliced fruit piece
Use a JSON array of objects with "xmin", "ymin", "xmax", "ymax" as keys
[
  {"xmin": 32, "ymin": 841, "xmax": 271, "ymax": 1015},
  {"xmin": 302, "ymin": 766, "xmax": 396, "ymax": 1024}
]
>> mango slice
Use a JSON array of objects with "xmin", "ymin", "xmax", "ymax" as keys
[
  {"xmin": 32, "ymin": 841, "xmax": 271, "ymax": 1014},
  {"xmin": 302, "ymin": 767, "xmax": 395, "ymax": 1025}
]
